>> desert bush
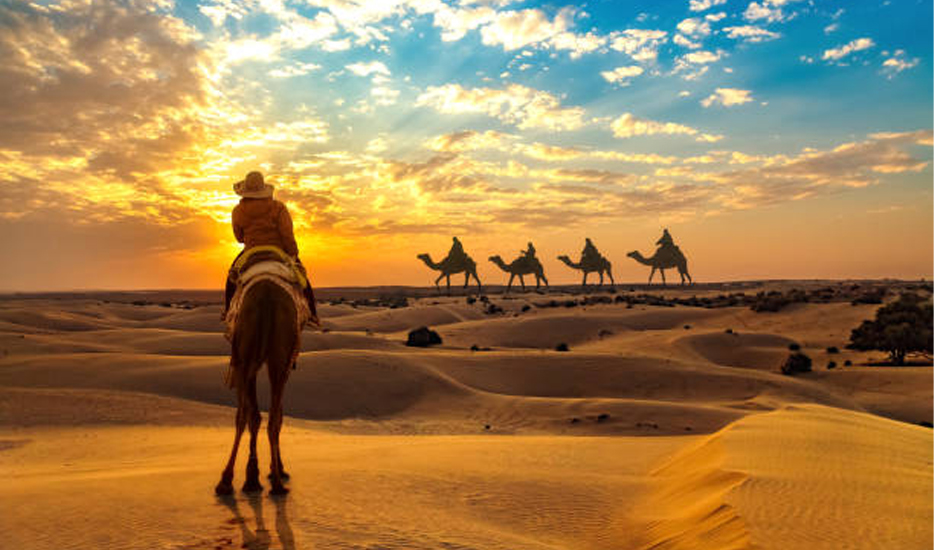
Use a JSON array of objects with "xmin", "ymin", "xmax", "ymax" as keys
[
  {"xmin": 847, "ymin": 293, "xmax": 932, "ymax": 365},
  {"xmin": 851, "ymin": 288, "xmax": 886, "ymax": 305},
  {"xmin": 781, "ymin": 351, "xmax": 812, "ymax": 375}
]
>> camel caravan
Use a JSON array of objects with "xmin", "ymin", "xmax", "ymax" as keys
[
  {"xmin": 417, "ymin": 229, "xmax": 693, "ymax": 294},
  {"xmin": 214, "ymin": 171, "xmax": 692, "ymax": 495}
]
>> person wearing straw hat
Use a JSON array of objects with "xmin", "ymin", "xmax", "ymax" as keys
[{"xmin": 222, "ymin": 171, "xmax": 316, "ymax": 319}]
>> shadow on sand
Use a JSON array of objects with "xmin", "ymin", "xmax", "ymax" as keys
[{"xmin": 218, "ymin": 494, "xmax": 296, "ymax": 550}]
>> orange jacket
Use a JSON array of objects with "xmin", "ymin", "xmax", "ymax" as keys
[{"xmin": 232, "ymin": 198, "xmax": 299, "ymax": 257}]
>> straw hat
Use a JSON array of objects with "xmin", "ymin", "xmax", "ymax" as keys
[{"xmin": 234, "ymin": 171, "xmax": 274, "ymax": 199}]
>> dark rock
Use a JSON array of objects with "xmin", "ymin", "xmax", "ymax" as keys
[
  {"xmin": 596, "ymin": 413, "xmax": 610, "ymax": 423},
  {"xmin": 826, "ymin": 346, "xmax": 839, "ymax": 354},
  {"xmin": 406, "ymin": 326, "xmax": 442, "ymax": 347},
  {"xmin": 827, "ymin": 361, "xmax": 837, "ymax": 370},
  {"xmin": 555, "ymin": 343, "xmax": 570, "ymax": 352}
]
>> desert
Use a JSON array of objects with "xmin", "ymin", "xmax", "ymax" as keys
[{"xmin": 1, "ymin": 281, "xmax": 930, "ymax": 549}]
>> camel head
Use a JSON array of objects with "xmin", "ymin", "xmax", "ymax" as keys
[
  {"xmin": 417, "ymin": 253, "xmax": 430, "ymax": 262},
  {"xmin": 488, "ymin": 255, "xmax": 502, "ymax": 263},
  {"xmin": 556, "ymin": 254, "xmax": 571, "ymax": 262},
  {"xmin": 626, "ymin": 251, "xmax": 640, "ymax": 259}
]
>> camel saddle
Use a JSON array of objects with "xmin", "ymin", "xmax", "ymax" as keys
[{"xmin": 230, "ymin": 245, "xmax": 308, "ymax": 288}]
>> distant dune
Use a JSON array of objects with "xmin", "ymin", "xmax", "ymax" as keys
[{"xmin": 1, "ymin": 281, "xmax": 930, "ymax": 549}]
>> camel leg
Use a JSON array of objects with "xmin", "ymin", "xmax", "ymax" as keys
[
  {"xmin": 582, "ymin": 272, "xmax": 588, "ymax": 288},
  {"xmin": 268, "ymin": 366, "xmax": 289, "ymax": 495},
  {"xmin": 445, "ymin": 275, "xmax": 451, "ymax": 295},
  {"xmin": 681, "ymin": 264, "xmax": 693, "ymax": 285},
  {"xmin": 598, "ymin": 271, "xmax": 604, "ymax": 287},
  {"xmin": 607, "ymin": 269, "xmax": 615, "ymax": 286},
  {"xmin": 215, "ymin": 385, "xmax": 249, "ymax": 495},
  {"xmin": 648, "ymin": 267, "xmax": 655, "ymax": 284},
  {"xmin": 660, "ymin": 269, "xmax": 667, "ymax": 286},
  {"xmin": 434, "ymin": 273, "xmax": 444, "ymax": 292},
  {"xmin": 242, "ymin": 376, "xmax": 263, "ymax": 493},
  {"xmin": 541, "ymin": 272, "xmax": 549, "ymax": 288},
  {"xmin": 518, "ymin": 275, "xmax": 526, "ymax": 292},
  {"xmin": 463, "ymin": 272, "xmax": 469, "ymax": 288},
  {"xmin": 473, "ymin": 271, "xmax": 482, "ymax": 294},
  {"xmin": 506, "ymin": 274, "xmax": 514, "ymax": 293}
]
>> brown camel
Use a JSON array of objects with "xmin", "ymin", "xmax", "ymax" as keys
[
  {"xmin": 557, "ymin": 254, "xmax": 614, "ymax": 288},
  {"xmin": 417, "ymin": 253, "xmax": 482, "ymax": 294},
  {"xmin": 216, "ymin": 279, "xmax": 297, "ymax": 496},
  {"xmin": 627, "ymin": 247, "xmax": 693, "ymax": 285},
  {"xmin": 488, "ymin": 254, "xmax": 548, "ymax": 292}
]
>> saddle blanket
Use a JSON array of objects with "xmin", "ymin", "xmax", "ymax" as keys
[{"xmin": 223, "ymin": 263, "xmax": 317, "ymax": 386}]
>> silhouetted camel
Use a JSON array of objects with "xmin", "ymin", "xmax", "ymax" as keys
[
  {"xmin": 216, "ymin": 280, "xmax": 296, "ymax": 496},
  {"xmin": 627, "ymin": 248, "xmax": 692, "ymax": 285},
  {"xmin": 489, "ymin": 254, "xmax": 549, "ymax": 292},
  {"xmin": 417, "ymin": 253, "xmax": 482, "ymax": 294},
  {"xmin": 557, "ymin": 254, "xmax": 614, "ymax": 288}
]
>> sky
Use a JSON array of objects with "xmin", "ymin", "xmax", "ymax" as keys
[{"xmin": 0, "ymin": 0, "xmax": 931, "ymax": 291}]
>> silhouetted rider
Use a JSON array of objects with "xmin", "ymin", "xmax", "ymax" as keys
[{"xmin": 581, "ymin": 238, "xmax": 600, "ymax": 263}]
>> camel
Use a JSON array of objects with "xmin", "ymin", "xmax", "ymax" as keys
[
  {"xmin": 489, "ymin": 254, "xmax": 548, "ymax": 292},
  {"xmin": 417, "ymin": 253, "xmax": 482, "ymax": 294},
  {"xmin": 627, "ymin": 247, "xmax": 693, "ymax": 285},
  {"xmin": 216, "ymin": 279, "xmax": 297, "ymax": 496},
  {"xmin": 557, "ymin": 254, "xmax": 614, "ymax": 288}
]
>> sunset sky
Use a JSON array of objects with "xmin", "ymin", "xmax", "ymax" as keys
[{"xmin": 1, "ymin": 0, "xmax": 931, "ymax": 291}]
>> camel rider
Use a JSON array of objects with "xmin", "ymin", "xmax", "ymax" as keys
[
  {"xmin": 656, "ymin": 228, "xmax": 674, "ymax": 251},
  {"xmin": 447, "ymin": 236, "xmax": 467, "ymax": 264},
  {"xmin": 521, "ymin": 241, "xmax": 536, "ymax": 259},
  {"xmin": 222, "ymin": 171, "xmax": 316, "ymax": 319},
  {"xmin": 581, "ymin": 238, "xmax": 599, "ymax": 263}
]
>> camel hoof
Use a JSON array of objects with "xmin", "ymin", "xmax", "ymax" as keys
[
  {"xmin": 267, "ymin": 471, "xmax": 290, "ymax": 481},
  {"xmin": 242, "ymin": 480, "xmax": 263, "ymax": 493},
  {"xmin": 215, "ymin": 481, "xmax": 234, "ymax": 496},
  {"xmin": 270, "ymin": 484, "xmax": 290, "ymax": 496}
]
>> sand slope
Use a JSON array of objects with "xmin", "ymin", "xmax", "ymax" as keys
[{"xmin": 640, "ymin": 404, "xmax": 932, "ymax": 550}]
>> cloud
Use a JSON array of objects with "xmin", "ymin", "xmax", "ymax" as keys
[
  {"xmin": 743, "ymin": 0, "xmax": 802, "ymax": 23},
  {"xmin": 673, "ymin": 49, "xmax": 723, "ymax": 75},
  {"xmin": 600, "ymin": 65, "xmax": 644, "ymax": 85},
  {"xmin": 610, "ymin": 113, "xmax": 699, "ymax": 139},
  {"xmin": 701, "ymin": 88, "xmax": 754, "ymax": 107},
  {"xmin": 707, "ymin": 131, "xmax": 931, "ymax": 208},
  {"xmin": 608, "ymin": 29, "xmax": 668, "ymax": 62},
  {"xmin": 690, "ymin": 0, "xmax": 727, "ymax": 12},
  {"xmin": 674, "ymin": 34, "xmax": 702, "ymax": 49},
  {"xmin": 416, "ymin": 83, "xmax": 587, "ymax": 131},
  {"xmin": 424, "ymin": 130, "xmax": 514, "ymax": 153},
  {"xmin": 822, "ymin": 37, "xmax": 874, "ymax": 61},
  {"xmin": 346, "ymin": 61, "xmax": 391, "ymax": 77},
  {"xmin": 269, "ymin": 61, "xmax": 322, "ymax": 78},
  {"xmin": 882, "ymin": 52, "xmax": 919, "ymax": 76},
  {"xmin": 676, "ymin": 18, "xmax": 712, "ymax": 38},
  {"xmin": 722, "ymin": 25, "xmax": 781, "ymax": 42},
  {"xmin": 479, "ymin": 7, "xmax": 570, "ymax": 50}
]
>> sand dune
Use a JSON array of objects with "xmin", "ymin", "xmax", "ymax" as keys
[
  {"xmin": 640, "ymin": 405, "xmax": 933, "ymax": 550},
  {"xmin": 1, "ymin": 284, "xmax": 931, "ymax": 549}
]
